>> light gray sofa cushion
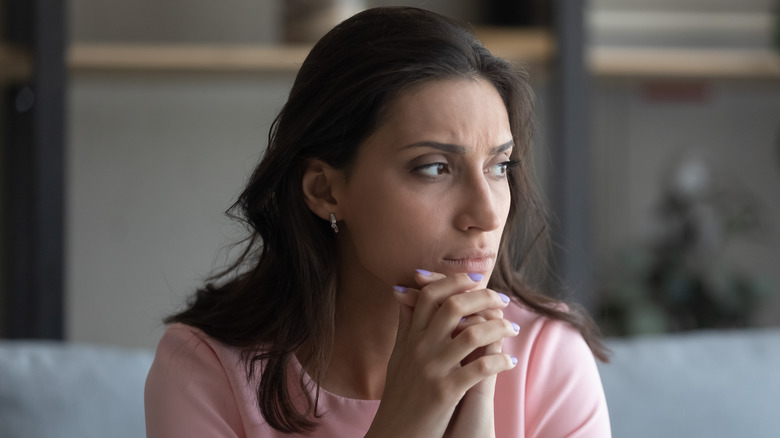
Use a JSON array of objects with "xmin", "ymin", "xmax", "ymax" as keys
[
  {"xmin": 0, "ymin": 340, "xmax": 153, "ymax": 438},
  {"xmin": 599, "ymin": 328, "xmax": 780, "ymax": 438}
]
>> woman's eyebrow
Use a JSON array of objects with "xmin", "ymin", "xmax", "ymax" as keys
[
  {"xmin": 491, "ymin": 140, "xmax": 514, "ymax": 154},
  {"xmin": 402, "ymin": 139, "xmax": 514, "ymax": 155},
  {"xmin": 402, "ymin": 141, "xmax": 466, "ymax": 154}
]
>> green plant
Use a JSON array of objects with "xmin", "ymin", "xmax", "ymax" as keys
[{"xmin": 596, "ymin": 156, "xmax": 771, "ymax": 336}]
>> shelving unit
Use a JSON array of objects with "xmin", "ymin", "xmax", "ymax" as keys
[
  {"xmin": 591, "ymin": 47, "xmax": 780, "ymax": 79},
  {"xmin": 66, "ymin": 28, "xmax": 553, "ymax": 74},
  {"xmin": 5, "ymin": 33, "xmax": 779, "ymax": 80}
]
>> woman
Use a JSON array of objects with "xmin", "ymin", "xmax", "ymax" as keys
[{"xmin": 145, "ymin": 6, "xmax": 611, "ymax": 437}]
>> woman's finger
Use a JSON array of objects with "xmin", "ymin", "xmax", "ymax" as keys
[
  {"xmin": 413, "ymin": 269, "xmax": 446, "ymax": 287},
  {"xmin": 441, "ymin": 318, "xmax": 519, "ymax": 366},
  {"xmin": 451, "ymin": 352, "xmax": 518, "ymax": 393},
  {"xmin": 454, "ymin": 314, "xmax": 506, "ymax": 368},
  {"xmin": 411, "ymin": 273, "xmax": 500, "ymax": 334},
  {"xmin": 390, "ymin": 269, "xmax": 445, "ymax": 313},
  {"xmin": 426, "ymin": 287, "xmax": 510, "ymax": 339},
  {"xmin": 393, "ymin": 289, "xmax": 505, "ymax": 325},
  {"xmin": 456, "ymin": 308, "xmax": 503, "ymax": 332},
  {"xmin": 392, "ymin": 285, "xmax": 419, "ymax": 308}
]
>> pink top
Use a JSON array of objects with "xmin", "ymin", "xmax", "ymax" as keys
[{"xmin": 145, "ymin": 302, "xmax": 611, "ymax": 437}]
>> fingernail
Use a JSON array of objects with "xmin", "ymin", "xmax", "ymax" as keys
[
  {"xmin": 466, "ymin": 273, "xmax": 484, "ymax": 282},
  {"xmin": 460, "ymin": 317, "xmax": 468, "ymax": 323},
  {"xmin": 415, "ymin": 269, "xmax": 432, "ymax": 276},
  {"xmin": 393, "ymin": 285, "xmax": 408, "ymax": 293},
  {"xmin": 511, "ymin": 322, "xmax": 520, "ymax": 332},
  {"xmin": 498, "ymin": 293, "xmax": 510, "ymax": 303},
  {"xmin": 510, "ymin": 356, "xmax": 518, "ymax": 367}
]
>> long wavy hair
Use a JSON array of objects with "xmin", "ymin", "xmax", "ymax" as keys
[{"xmin": 167, "ymin": 6, "xmax": 607, "ymax": 434}]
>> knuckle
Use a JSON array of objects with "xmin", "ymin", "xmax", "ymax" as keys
[
  {"xmin": 416, "ymin": 286, "xmax": 437, "ymax": 307},
  {"xmin": 485, "ymin": 308, "xmax": 503, "ymax": 320},
  {"xmin": 469, "ymin": 315, "xmax": 487, "ymax": 324},
  {"xmin": 474, "ymin": 358, "xmax": 492, "ymax": 375},
  {"xmin": 441, "ymin": 295, "xmax": 466, "ymax": 317},
  {"xmin": 460, "ymin": 327, "xmax": 480, "ymax": 345}
]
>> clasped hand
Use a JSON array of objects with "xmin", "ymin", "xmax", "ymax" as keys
[{"xmin": 365, "ymin": 270, "xmax": 519, "ymax": 438}]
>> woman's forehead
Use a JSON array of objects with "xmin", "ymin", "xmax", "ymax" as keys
[{"xmin": 371, "ymin": 78, "xmax": 512, "ymax": 150}]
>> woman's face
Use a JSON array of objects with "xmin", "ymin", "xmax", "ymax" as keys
[{"xmin": 335, "ymin": 77, "xmax": 514, "ymax": 290}]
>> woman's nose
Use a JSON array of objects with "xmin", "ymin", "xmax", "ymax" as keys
[{"xmin": 452, "ymin": 172, "xmax": 504, "ymax": 232}]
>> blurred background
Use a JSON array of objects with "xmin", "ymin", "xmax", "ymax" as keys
[{"xmin": 1, "ymin": 0, "xmax": 779, "ymax": 349}]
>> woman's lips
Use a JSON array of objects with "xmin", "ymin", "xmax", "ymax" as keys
[{"xmin": 441, "ymin": 253, "xmax": 495, "ymax": 273}]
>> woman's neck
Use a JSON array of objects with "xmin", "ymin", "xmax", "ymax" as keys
[{"xmin": 320, "ymin": 269, "xmax": 399, "ymax": 400}]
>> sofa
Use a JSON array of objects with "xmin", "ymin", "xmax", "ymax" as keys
[
  {"xmin": 599, "ymin": 328, "xmax": 780, "ymax": 437},
  {"xmin": 1, "ymin": 328, "xmax": 779, "ymax": 437}
]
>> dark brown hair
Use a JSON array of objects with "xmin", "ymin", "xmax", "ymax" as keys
[{"xmin": 167, "ymin": 6, "xmax": 607, "ymax": 434}]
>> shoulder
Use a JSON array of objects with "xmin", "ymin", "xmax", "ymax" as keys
[
  {"xmin": 150, "ymin": 323, "xmax": 243, "ymax": 377},
  {"xmin": 498, "ymin": 301, "xmax": 612, "ymax": 437},
  {"xmin": 146, "ymin": 322, "xmax": 247, "ymax": 401},
  {"xmin": 145, "ymin": 324, "xmax": 251, "ymax": 437},
  {"xmin": 502, "ymin": 300, "xmax": 599, "ymax": 380}
]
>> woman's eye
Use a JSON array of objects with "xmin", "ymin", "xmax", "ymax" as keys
[
  {"xmin": 486, "ymin": 160, "xmax": 520, "ymax": 178},
  {"xmin": 487, "ymin": 162, "xmax": 510, "ymax": 178},
  {"xmin": 413, "ymin": 162, "xmax": 449, "ymax": 177}
]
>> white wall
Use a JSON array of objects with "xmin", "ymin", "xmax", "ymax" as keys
[
  {"xmin": 67, "ymin": 74, "xmax": 294, "ymax": 347},
  {"xmin": 62, "ymin": 1, "xmax": 780, "ymax": 349}
]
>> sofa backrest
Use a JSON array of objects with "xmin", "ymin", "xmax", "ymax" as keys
[
  {"xmin": 0, "ymin": 340, "xmax": 153, "ymax": 438},
  {"xmin": 2, "ymin": 328, "xmax": 779, "ymax": 437}
]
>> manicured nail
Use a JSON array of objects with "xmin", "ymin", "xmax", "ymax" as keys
[
  {"xmin": 460, "ymin": 317, "xmax": 468, "ymax": 323},
  {"xmin": 511, "ymin": 322, "xmax": 520, "ymax": 333},
  {"xmin": 415, "ymin": 269, "xmax": 432, "ymax": 276},
  {"xmin": 510, "ymin": 356, "xmax": 518, "ymax": 367},
  {"xmin": 466, "ymin": 273, "xmax": 484, "ymax": 282},
  {"xmin": 498, "ymin": 293, "xmax": 510, "ymax": 303},
  {"xmin": 393, "ymin": 286, "xmax": 408, "ymax": 293}
]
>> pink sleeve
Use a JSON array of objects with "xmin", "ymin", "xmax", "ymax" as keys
[
  {"xmin": 524, "ymin": 319, "xmax": 611, "ymax": 437},
  {"xmin": 144, "ymin": 325, "xmax": 244, "ymax": 438}
]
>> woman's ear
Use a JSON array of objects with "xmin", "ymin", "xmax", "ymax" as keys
[{"xmin": 301, "ymin": 159, "xmax": 343, "ymax": 220}]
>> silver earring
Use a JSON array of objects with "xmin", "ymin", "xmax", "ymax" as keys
[{"xmin": 329, "ymin": 213, "xmax": 339, "ymax": 234}]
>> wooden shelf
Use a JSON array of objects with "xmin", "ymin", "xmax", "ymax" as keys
[
  {"xmin": 66, "ymin": 28, "xmax": 554, "ymax": 74},
  {"xmin": 590, "ymin": 47, "xmax": 780, "ymax": 79},
  {"xmin": 474, "ymin": 27, "xmax": 554, "ymax": 67},
  {"xmin": 7, "ymin": 34, "xmax": 780, "ymax": 80}
]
